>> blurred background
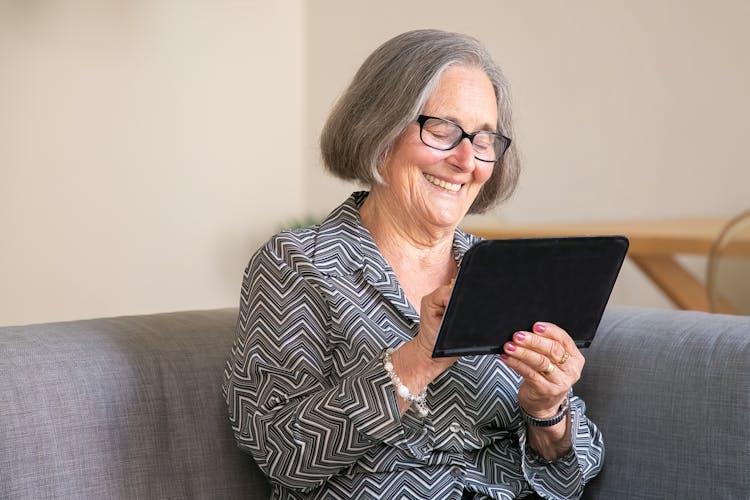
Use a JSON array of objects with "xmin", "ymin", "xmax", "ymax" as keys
[{"xmin": 1, "ymin": 0, "xmax": 748, "ymax": 325}]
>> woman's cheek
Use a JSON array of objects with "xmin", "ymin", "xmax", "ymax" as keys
[{"xmin": 475, "ymin": 162, "xmax": 494, "ymax": 183}]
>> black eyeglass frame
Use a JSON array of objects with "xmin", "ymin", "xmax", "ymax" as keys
[{"xmin": 416, "ymin": 114, "xmax": 511, "ymax": 163}]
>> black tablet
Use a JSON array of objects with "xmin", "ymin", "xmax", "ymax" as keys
[{"xmin": 431, "ymin": 236, "xmax": 629, "ymax": 357}]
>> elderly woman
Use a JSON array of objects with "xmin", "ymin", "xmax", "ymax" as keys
[{"xmin": 223, "ymin": 29, "xmax": 603, "ymax": 499}]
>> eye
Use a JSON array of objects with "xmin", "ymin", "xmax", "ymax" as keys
[
  {"xmin": 472, "ymin": 134, "xmax": 493, "ymax": 152},
  {"xmin": 427, "ymin": 130, "xmax": 451, "ymax": 140},
  {"xmin": 424, "ymin": 121, "xmax": 459, "ymax": 141},
  {"xmin": 425, "ymin": 123, "xmax": 453, "ymax": 134}
]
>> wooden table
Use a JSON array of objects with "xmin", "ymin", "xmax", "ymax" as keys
[{"xmin": 465, "ymin": 217, "xmax": 736, "ymax": 313}]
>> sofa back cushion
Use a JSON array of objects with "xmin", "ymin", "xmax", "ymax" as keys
[
  {"xmin": 0, "ymin": 309, "xmax": 270, "ymax": 499},
  {"xmin": 577, "ymin": 306, "xmax": 750, "ymax": 499}
]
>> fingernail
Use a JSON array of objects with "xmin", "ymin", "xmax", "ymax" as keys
[
  {"xmin": 514, "ymin": 331, "xmax": 526, "ymax": 342},
  {"xmin": 500, "ymin": 354, "xmax": 509, "ymax": 361},
  {"xmin": 534, "ymin": 323, "xmax": 546, "ymax": 333},
  {"xmin": 506, "ymin": 343, "xmax": 517, "ymax": 352}
]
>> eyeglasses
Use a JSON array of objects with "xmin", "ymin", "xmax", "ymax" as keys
[{"xmin": 416, "ymin": 115, "xmax": 511, "ymax": 163}]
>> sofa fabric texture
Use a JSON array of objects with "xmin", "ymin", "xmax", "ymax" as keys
[
  {"xmin": 1, "ymin": 306, "xmax": 748, "ymax": 499},
  {"xmin": 577, "ymin": 307, "xmax": 750, "ymax": 499},
  {"xmin": 0, "ymin": 309, "xmax": 270, "ymax": 499}
]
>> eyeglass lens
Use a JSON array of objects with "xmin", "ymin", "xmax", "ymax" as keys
[{"xmin": 419, "ymin": 116, "xmax": 508, "ymax": 162}]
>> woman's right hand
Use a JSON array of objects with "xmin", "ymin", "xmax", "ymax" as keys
[
  {"xmin": 389, "ymin": 284, "xmax": 459, "ymax": 413},
  {"xmin": 413, "ymin": 283, "xmax": 459, "ymax": 365}
]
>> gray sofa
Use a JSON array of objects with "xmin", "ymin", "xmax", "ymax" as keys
[{"xmin": 1, "ymin": 307, "xmax": 748, "ymax": 499}]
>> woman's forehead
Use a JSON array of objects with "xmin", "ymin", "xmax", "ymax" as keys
[{"xmin": 423, "ymin": 66, "xmax": 498, "ymax": 130}]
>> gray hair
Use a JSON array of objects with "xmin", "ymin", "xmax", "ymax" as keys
[{"xmin": 320, "ymin": 29, "xmax": 520, "ymax": 213}]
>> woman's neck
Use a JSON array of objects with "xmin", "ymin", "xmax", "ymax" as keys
[
  {"xmin": 359, "ymin": 191, "xmax": 458, "ymax": 311},
  {"xmin": 360, "ymin": 192, "xmax": 455, "ymax": 261}
]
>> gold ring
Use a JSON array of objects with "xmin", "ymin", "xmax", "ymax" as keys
[
  {"xmin": 541, "ymin": 361, "xmax": 555, "ymax": 376},
  {"xmin": 558, "ymin": 351, "xmax": 571, "ymax": 365}
]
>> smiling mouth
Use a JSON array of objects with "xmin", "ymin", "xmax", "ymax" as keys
[{"xmin": 424, "ymin": 173, "xmax": 462, "ymax": 193}]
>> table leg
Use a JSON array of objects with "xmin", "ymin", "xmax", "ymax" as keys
[{"xmin": 629, "ymin": 255, "xmax": 712, "ymax": 312}]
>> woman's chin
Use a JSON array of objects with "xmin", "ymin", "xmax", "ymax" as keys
[
  {"xmin": 423, "ymin": 205, "xmax": 466, "ymax": 230},
  {"xmin": 426, "ymin": 193, "xmax": 472, "ymax": 226}
]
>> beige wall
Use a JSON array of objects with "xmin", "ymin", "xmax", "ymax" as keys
[
  {"xmin": 306, "ymin": 0, "xmax": 750, "ymax": 308},
  {"xmin": 2, "ymin": 1, "xmax": 749, "ymax": 325},
  {"xmin": 0, "ymin": 1, "xmax": 306, "ymax": 325}
]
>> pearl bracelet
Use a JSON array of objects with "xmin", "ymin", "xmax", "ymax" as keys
[{"xmin": 382, "ymin": 348, "xmax": 428, "ymax": 417}]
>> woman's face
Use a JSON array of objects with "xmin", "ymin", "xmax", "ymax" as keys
[{"xmin": 377, "ymin": 65, "xmax": 498, "ymax": 231}]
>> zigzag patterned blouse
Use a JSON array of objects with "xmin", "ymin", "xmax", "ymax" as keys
[{"xmin": 223, "ymin": 192, "xmax": 604, "ymax": 499}]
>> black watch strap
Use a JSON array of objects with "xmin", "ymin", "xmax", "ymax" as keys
[{"xmin": 521, "ymin": 397, "xmax": 569, "ymax": 427}]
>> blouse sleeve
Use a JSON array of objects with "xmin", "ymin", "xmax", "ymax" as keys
[
  {"xmin": 517, "ymin": 393, "xmax": 605, "ymax": 499},
  {"xmin": 222, "ymin": 237, "xmax": 415, "ymax": 492}
]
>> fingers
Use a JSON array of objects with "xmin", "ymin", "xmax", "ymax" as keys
[
  {"xmin": 420, "ymin": 284, "xmax": 452, "ymax": 323},
  {"xmin": 501, "ymin": 344, "xmax": 565, "ymax": 384},
  {"xmin": 513, "ymin": 328, "xmax": 569, "ymax": 367},
  {"xmin": 501, "ymin": 322, "xmax": 583, "ymax": 382},
  {"xmin": 501, "ymin": 321, "xmax": 583, "ymax": 418},
  {"xmin": 531, "ymin": 322, "xmax": 580, "ymax": 358},
  {"xmin": 415, "ymin": 283, "xmax": 455, "ymax": 355}
]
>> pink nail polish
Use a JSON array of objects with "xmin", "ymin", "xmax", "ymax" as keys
[
  {"xmin": 514, "ymin": 331, "xmax": 526, "ymax": 342},
  {"xmin": 500, "ymin": 354, "xmax": 509, "ymax": 361},
  {"xmin": 506, "ymin": 343, "xmax": 517, "ymax": 352},
  {"xmin": 534, "ymin": 323, "xmax": 546, "ymax": 333}
]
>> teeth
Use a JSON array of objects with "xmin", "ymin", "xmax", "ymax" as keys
[{"xmin": 424, "ymin": 173, "xmax": 461, "ymax": 192}]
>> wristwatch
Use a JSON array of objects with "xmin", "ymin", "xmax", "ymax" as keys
[{"xmin": 521, "ymin": 397, "xmax": 569, "ymax": 427}]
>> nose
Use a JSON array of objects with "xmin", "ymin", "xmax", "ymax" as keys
[{"xmin": 448, "ymin": 137, "xmax": 476, "ymax": 171}]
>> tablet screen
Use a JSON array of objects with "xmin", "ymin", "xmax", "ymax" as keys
[{"xmin": 431, "ymin": 236, "xmax": 629, "ymax": 357}]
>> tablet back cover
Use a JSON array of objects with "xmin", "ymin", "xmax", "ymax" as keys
[{"xmin": 432, "ymin": 236, "xmax": 628, "ymax": 357}]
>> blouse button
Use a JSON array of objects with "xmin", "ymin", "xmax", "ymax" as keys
[{"xmin": 449, "ymin": 422, "xmax": 462, "ymax": 434}]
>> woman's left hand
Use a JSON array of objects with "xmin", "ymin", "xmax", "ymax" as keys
[{"xmin": 501, "ymin": 322, "xmax": 583, "ymax": 419}]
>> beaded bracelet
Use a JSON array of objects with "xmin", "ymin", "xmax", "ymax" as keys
[{"xmin": 382, "ymin": 348, "xmax": 429, "ymax": 417}]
